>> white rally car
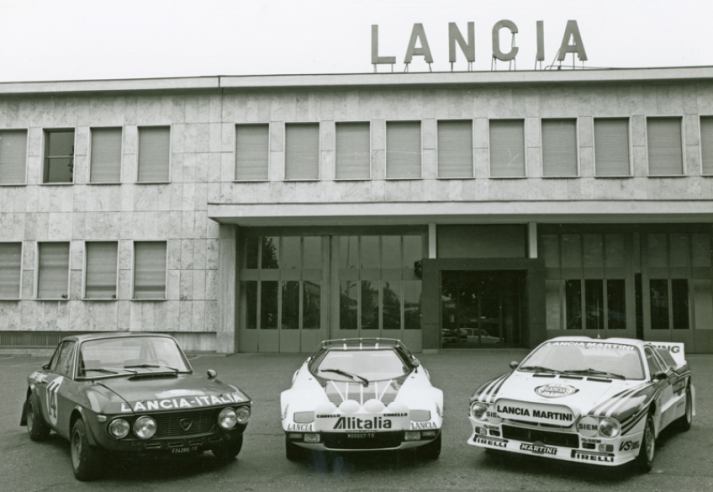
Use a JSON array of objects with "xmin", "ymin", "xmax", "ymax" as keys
[
  {"xmin": 281, "ymin": 338, "xmax": 443, "ymax": 460},
  {"xmin": 468, "ymin": 336, "xmax": 694, "ymax": 471}
]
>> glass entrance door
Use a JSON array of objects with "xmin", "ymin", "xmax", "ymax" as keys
[{"xmin": 441, "ymin": 271, "xmax": 524, "ymax": 348}]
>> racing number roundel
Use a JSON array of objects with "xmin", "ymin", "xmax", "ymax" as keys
[{"xmin": 45, "ymin": 376, "xmax": 64, "ymax": 426}]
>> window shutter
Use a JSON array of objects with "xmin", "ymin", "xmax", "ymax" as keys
[
  {"xmin": 0, "ymin": 243, "xmax": 22, "ymax": 298},
  {"xmin": 542, "ymin": 119, "xmax": 578, "ymax": 177},
  {"xmin": 134, "ymin": 242, "xmax": 167, "ymax": 299},
  {"xmin": 438, "ymin": 120, "xmax": 473, "ymax": 178},
  {"xmin": 594, "ymin": 118, "xmax": 630, "ymax": 176},
  {"xmin": 90, "ymin": 128, "xmax": 122, "ymax": 183},
  {"xmin": 85, "ymin": 242, "xmax": 118, "ymax": 298},
  {"xmin": 138, "ymin": 127, "xmax": 170, "ymax": 182},
  {"xmin": 489, "ymin": 120, "xmax": 525, "ymax": 177},
  {"xmin": 0, "ymin": 130, "xmax": 27, "ymax": 184},
  {"xmin": 647, "ymin": 117, "xmax": 683, "ymax": 175},
  {"xmin": 387, "ymin": 121, "xmax": 421, "ymax": 179},
  {"xmin": 336, "ymin": 122, "xmax": 370, "ymax": 179},
  {"xmin": 285, "ymin": 123, "xmax": 319, "ymax": 180},
  {"xmin": 700, "ymin": 117, "xmax": 713, "ymax": 175},
  {"xmin": 38, "ymin": 243, "xmax": 70, "ymax": 299},
  {"xmin": 236, "ymin": 124, "xmax": 269, "ymax": 180}
]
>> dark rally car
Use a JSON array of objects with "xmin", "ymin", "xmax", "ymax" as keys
[{"xmin": 20, "ymin": 333, "xmax": 251, "ymax": 480}]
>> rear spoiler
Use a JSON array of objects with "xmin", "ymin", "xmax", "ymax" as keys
[{"xmin": 649, "ymin": 342, "xmax": 686, "ymax": 367}]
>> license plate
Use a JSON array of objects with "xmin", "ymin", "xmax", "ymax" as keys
[
  {"xmin": 347, "ymin": 433, "xmax": 376, "ymax": 439},
  {"xmin": 171, "ymin": 446, "xmax": 199, "ymax": 454},
  {"xmin": 520, "ymin": 443, "xmax": 557, "ymax": 455}
]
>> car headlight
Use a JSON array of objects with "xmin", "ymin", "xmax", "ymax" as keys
[
  {"xmin": 470, "ymin": 402, "xmax": 489, "ymax": 421},
  {"xmin": 598, "ymin": 417, "xmax": 621, "ymax": 438},
  {"xmin": 294, "ymin": 411, "xmax": 314, "ymax": 423},
  {"xmin": 235, "ymin": 405, "xmax": 251, "ymax": 424},
  {"xmin": 133, "ymin": 416, "xmax": 157, "ymax": 439},
  {"xmin": 218, "ymin": 407, "xmax": 238, "ymax": 429},
  {"xmin": 108, "ymin": 418, "xmax": 130, "ymax": 439},
  {"xmin": 410, "ymin": 410, "xmax": 431, "ymax": 422}
]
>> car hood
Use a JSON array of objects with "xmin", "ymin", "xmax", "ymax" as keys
[{"xmin": 94, "ymin": 374, "xmax": 250, "ymax": 415}]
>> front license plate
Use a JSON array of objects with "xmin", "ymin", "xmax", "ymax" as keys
[
  {"xmin": 171, "ymin": 446, "xmax": 199, "ymax": 454},
  {"xmin": 520, "ymin": 443, "xmax": 557, "ymax": 455},
  {"xmin": 347, "ymin": 433, "xmax": 376, "ymax": 439}
]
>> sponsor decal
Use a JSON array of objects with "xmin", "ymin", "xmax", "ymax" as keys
[
  {"xmin": 29, "ymin": 371, "xmax": 47, "ymax": 384},
  {"xmin": 520, "ymin": 443, "xmax": 556, "ymax": 455},
  {"xmin": 476, "ymin": 437, "xmax": 507, "ymax": 448},
  {"xmin": 333, "ymin": 416, "xmax": 392, "ymax": 430},
  {"xmin": 288, "ymin": 423, "xmax": 314, "ymax": 431},
  {"xmin": 619, "ymin": 440, "xmax": 640, "ymax": 451},
  {"xmin": 484, "ymin": 424, "xmax": 500, "ymax": 431},
  {"xmin": 581, "ymin": 438, "xmax": 601, "ymax": 444},
  {"xmin": 46, "ymin": 377, "xmax": 64, "ymax": 426},
  {"xmin": 650, "ymin": 344, "xmax": 681, "ymax": 354},
  {"xmin": 120, "ymin": 392, "xmax": 244, "ymax": 413},
  {"xmin": 383, "ymin": 413, "xmax": 408, "ymax": 417},
  {"xmin": 535, "ymin": 384, "xmax": 579, "ymax": 399},
  {"xmin": 577, "ymin": 416, "xmax": 599, "ymax": 437},
  {"xmin": 571, "ymin": 450, "xmax": 614, "ymax": 462},
  {"xmin": 496, "ymin": 405, "xmax": 573, "ymax": 422},
  {"xmin": 547, "ymin": 341, "xmax": 635, "ymax": 351},
  {"xmin": 410, "ymin": 421, "xmax": 438, "ymax": 430},
  {"xmin": 316, "ymin": 414, "xmax": 341, "ymax": 419},
  {"xmin": 672, "ymin": 379, "xmax": 686, "ymax": 394}
]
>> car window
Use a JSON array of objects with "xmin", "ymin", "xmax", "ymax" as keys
[
  {"xmin": 47, "ymin": 343, "xmax": 62, "ymax": 371},
  {"xmin": 54, "ymin": 341, "xmax": 76, "ymax": 377},
  {"xmin": 313, "ymin": 349, "xmax": 409, "ymax": 382},
  {"xmin": 645, "ymin": 347, "xmax": 664, "ymax": 376},
  {"xmin": 655, "ymin": 348, "xmax": 677, "ymax": 369},
  {"xmin": 78, "ymin": 337, "xmax": 191, "ymax": 375}
]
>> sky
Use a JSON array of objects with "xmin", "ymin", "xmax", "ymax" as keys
[{"xmin": 0, "ymin": 0, "xmax": 711, "ymax": 82}]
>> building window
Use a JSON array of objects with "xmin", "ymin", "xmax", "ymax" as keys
[
  {"xmin": 594, "ymin": 118, "xmax": 630, "ymax": 176},
  {"xmin": 489, "ymin": 119, "xmax": 525, "ymax": 177},
  {"xmin": 437, "ymin": 120, "xmax": 473, "ymax": 178},
  {"xmin": 285, "ymin": 123, "xmax": 319, "ymax": 180},
  {"xmin": 0, "ymin": 242, "xmax": 22, "ymax": 298},
  {"xmin": 0, "ymin": 130, "xmax": 28, "ymax": 185},
  {"xmin": 137, "ymin": 126, "xmax": 170, "ymax": 182},
  {"xmin": 37, "ymin": 242, "xmax": 70, "ymax": 299},
  {"xmin": 542, "ymin": 119, "xmax": 577, "ymax": 177},
  {"xmin": 85, "ymin": 242, "xmax": 118, "ymax": 299},
  {"xmin": 335, "ymin": 122, "xmax": 370, "ymax": 180},
  {"xmin": 700, "ymin": 116, "xmax": 713, "ymax": 175},
  {"xmin": 235, "ymin": 124, "xmax": 269, "ymax": 181},
  {"xmin": 133, "ymin": 242, "xmax": 167, "ymax": 299},
  {"xmin": 647, "ymin": 117, "xmax": 683, "ymax": 175},
  {"xmin": 386, "ymin": 121, "xmax": 421, "ymax": 179},
  {"xmin": 89, "ymin": 127, "xmax": 122, "ymax": 183},
  {"xmin": 43, "ymin": 129, "xmax": 74, "ymax": 183}
]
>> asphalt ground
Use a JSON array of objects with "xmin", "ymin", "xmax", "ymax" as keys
[{"xmin": 1, "ymin": 350, "xmax": 712, "ymax": 492}]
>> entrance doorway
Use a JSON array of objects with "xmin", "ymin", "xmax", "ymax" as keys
[{"xmin": 441, "ymin": 271, "xmax": 525, "ymax": 348}]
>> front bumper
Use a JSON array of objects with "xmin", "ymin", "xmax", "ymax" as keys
[{"xmin": 286, "ymin": 429, "xmax": 440, "ymax": 452}]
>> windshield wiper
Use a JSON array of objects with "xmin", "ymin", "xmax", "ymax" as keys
[
  {"xmin": 320, "ymin": 368, "xmax": 369, "ymax": 386},
  {"xmin": 83, "ymin": 368, "xmax": 118, "ymax": 375},
  {"xmin": 124, "ymin": 363, "xmax": 179, "ymax": 372},
  {"xmin": 565, "ymin": 368, "xmax": 625, "ymax": 380},
  {"xmin": 518, "ymin": 365, "xmax": 565, "ymax": 374}
]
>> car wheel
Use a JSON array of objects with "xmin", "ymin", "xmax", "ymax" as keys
[
  {"xmin": 212, "ymin": 434, "xmax": 243, "ymax": 461},
  {"xmin": 636, "ymin": 414, "xmax": 655, "ymax": 473},
  {"xmin": 285, "ymin": 437, "xmax": 305, "ymax": 461},
  {"xmin": 675, "ymin": 386, "xmax": 693, "ymax": 432},
  {"xmin": 418, "ymin": 433, "xmax": 441, "ymax": 461},
  {"xmin": 71, "ymin": 419, "xmax": 104, "ymax": 481},
  {"xmin": 26, "ymin": 394, "xmax": 51, "ymax": 442}
]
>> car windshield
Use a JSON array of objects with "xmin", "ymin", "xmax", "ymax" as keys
[
  {"xmin": 78, "ymin": 337, "xmax": 191, "ymax": 377},
  {"xmin": 313, "ymin": 349, "xmax": 409, "ymax": 382},
  {"xmin": 519, "ymin": 341, "xmax": 645, "ymax": 380}
]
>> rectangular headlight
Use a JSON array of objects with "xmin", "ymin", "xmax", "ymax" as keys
[
  {"xmin": 287, "ymin": 433, "xmax": 303, "ymax": 440},
  {"xmin": 404, "ymin": 431, "xmax": 421, "ymax": 441},
  {"xmin": 410, "ymin": 410, "xmax": 431, "ymax": 422},
  {"xmin": 294, "ymin": 411, "xmax": 315, "ymax": 423},
  {"xmin": 304, "ymin": 433, "xmax": 321, "ymax": 443}
]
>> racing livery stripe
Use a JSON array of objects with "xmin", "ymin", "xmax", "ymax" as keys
[
  {"xmin": 484, "ymin": 373, "xmax": 510, "ymax": 403},
  {"xmin": 480, "ymin": 374, "xmax": 509, "ymax": 403},
  {"xmin": 621, "ymin": 408, "xmax": 648, "ymax": 435},
  {"xmin": 604, "ymin": 383, "xmax": 656, "ymax": 418},
  {"xmin": 590, "ymin": 386, "xmax": 643, "ymax": 417},
  {"xmin": 472, "ymin": 374, "xmax": 508, "ymax": 402}
]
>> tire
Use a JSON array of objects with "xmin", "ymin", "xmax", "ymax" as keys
[
  {"xmin": 636, "ymin": 414, "xmax": 655, "ymax": 473},
  {"xmin": 285, "ymin": 437, "xmax": 305, "ymax": 461},
  {"xmin": 26, "ymin": 395, "xmax": 51, "ymax": 442},
  {"xmin": 418, "ymin": 433, "xmax": 441, "ymax": 461},
  {"xmin": 212, "ymin": 434, "xmax": 243, "ymax": 461},
  {"xmin": 71, "ymin": 419, "xmax": 104, "ymax": 481},
  {"xmin": 675, "ymin": 387, "xmax": 693, "ymax": 432}
]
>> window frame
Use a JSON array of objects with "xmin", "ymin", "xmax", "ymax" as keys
[
  {"xmin": 284, "ymin": 122, "xmax": 321, "ymax": 182},
  {"xmin": 645, "ymin": 116, "xmax": 686, "ymax": 177},
  {"xmin": 385, "ymin": 120, "xmax": 423, "ymax": 180},
  {"xmin": 436, "ymin": 119, "xmax": 475, "ymax": 180},
  {"xmin": 334, "ymin": 121, "xmax": 372, "ymax": 181},
  {"xmin": 0, "ymin": 241, "xmax": 23, "ymax": 300},
  {"xmin": 41, "ymin": 128, "xmax": 76, "ymax": 185},
  {"xmin": 131, "ymin": 240, "xmax": 168, "ymax": 301},
  {"xmin": 83, "ymin": 241, "xmax": 119, "ymax": 300},
  {"xmin": 698, "ymin": 115, "xmax": 713, "ymax": 176},
  {"xmin": 592, "ymin": 117, "xmax": 633, "ymax": 178},
  {"xmin": 136, "ymin": 125, "xmax": 172, "ymax": 184},
  {"xmin": 88, "ymin": 126, "xmax": 123, "ymax": 185},
  {"xmin": 234, "ymin": 123, "xmax": 271, "ymax": 182},
  {"xmin": 0, "ymin": 128, "xmax": 29, "ymax": 186},
  {"xmin": 540, "ymin": 118, "xmax": 580, "ymax": 178},
  {"xmin": 488, "ymin": 118, "xmax": 527, "ymax": 179},
  {"xmin": 35, "ymin": 241, "xmax": 71, "ymax": 300}
]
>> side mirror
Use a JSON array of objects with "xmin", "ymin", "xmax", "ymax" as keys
[
  {"xmin": 42, "ymin": 363, "xmax": 49, "ymax": 370},
  {"xmin": 509, "ymin": 361, "xmax": 520, "ymax": 370},
  {"xmin": 207, "ymin": 369, "xmax": 217, "ymax": 379},
  {"xmin": 412, "ymin": 358, "xmax": 421, "ymax": 368},
  {"xmin": 654, "ymin": 371, "xmax": 668, "ymax": 381}
]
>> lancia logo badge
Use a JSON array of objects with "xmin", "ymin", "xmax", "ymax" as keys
[
  {"xmin": 180, "ymin": 418, "xmax": 193, "ymax": 431},
  {"xmin": 535, "ymin": 384, "xmax": 578, "ymax": 398}
]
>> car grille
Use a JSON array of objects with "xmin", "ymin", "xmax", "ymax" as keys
[
  {"xmin": 322, "ymin": 431, "xmax": 403, "ymax": 450},
  {"xmin": 502, "ymin": 425, "xmax": 579, "ymax": 448},
  {"xmin": 152, "ymin": 409, "xmax": 217, "ymax": 437}
]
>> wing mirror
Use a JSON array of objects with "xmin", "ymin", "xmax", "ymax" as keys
[
  {"xmin": 207, "ymin": 369, "xmax": 217, "ymax": 379},
  {"xmin": 42, "ymin": 363, "xmax": 49, "ymax": 370},
  {"xmin": 412, "ymin": 358, "xmax": 421, "ymax": 368},
  {"xmin": 654, "ymin": 371, "xmax": 668, "ymax": 381},
  {"xmin": 509, "ymin": 361, "xmax": 520, "ymax": 370}
]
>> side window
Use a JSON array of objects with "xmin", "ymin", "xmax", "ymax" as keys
[
  {"xmin": 655, "ymin": 348, "xmax": 677, "ymax": 369},
  {"xmin": 645, "ymin": 347, "xmax": 664, "ymax": 376},
  {"xmin": 47, "ymin": 343, "xmax": 63, "ymax": 372},
  {"xmin": 54, "ymin": 341, "xmax": 76, "ymax": 377}
]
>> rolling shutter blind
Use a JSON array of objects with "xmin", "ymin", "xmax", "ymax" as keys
[
  {"xmin": 134, "ymin": 242, "xmax": 167, "ymax": 299},
  {"xmin": 438, "ymin": 120, "xmax": 473, "ymax": 178},
  {"xmin": 336, "ymin": 122, "xmax": 370, "ymax": 179},
  {"xmin": 236, "ymin": 124, "xmax": 269, "ymax": 180},
  {"xmin": 700, "ymin": 117, "xmax": 713, "ymax": 175},
  {"xmin": 85, "ymin": 242, "xmax": 118, "ymax": 298},
  {"xmin": 90, "ymin": 128, "xmax": 122, "ymax": 183},
  {"xmin": 489, "ymin": 120, "xmax": 525, "ymax": 177},
  {"xmin": 647, "ymin": 117, "xmax": 683, "ymax": 175},
  {"xmin": 0, "ymin": 243, "xmax": 22, "ymax": 298},
  {"xmin": 38, "ymin": 243, "xmax": 70, "ymax": 299},
  {"xmin": 285, "ymin": 123, "xmax": 319, "ymax": 180},
  {"xmin": 387, "ymin": 121, "xmax": 421, "ymax": 179},
  {"xmin": 594, "ymin": 118, "xmax": 630, "ymax": 176},
  {"xmin": 0, "ymin": 130, "xmax": 27, "ymax": 184},
  {"xmin": 542, "ymin": 119, "xmax": 578, "ymax": 177},
  {"xmin": 137, "ymin": 127, "xmax": 170, "ymax": 182}
]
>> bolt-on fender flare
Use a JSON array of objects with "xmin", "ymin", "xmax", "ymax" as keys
[{"xmin": 71, "ymin": 406, "xmax": 99, "ymax": 447}]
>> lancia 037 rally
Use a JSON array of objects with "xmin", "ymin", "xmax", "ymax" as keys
[
  {"xmin": 281, "ymin": 338, "xmax": 443, "ymax": 460},
  {"xmin": 21, "ymin": 333, "xmax": 251, "ymax": 480},
  {"xmin": 468, "ymin": 336, "xmax": 694, "ymax": 471}
]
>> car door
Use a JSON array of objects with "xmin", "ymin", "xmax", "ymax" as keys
[
  {"xmin": 654, "ymin": 347, "xmax": 687, "ymax": 428},
  {"xmin": 644, "ymin": 346, "xmax": 675, "ymax": 432},
  {"xmin": 41, "ymin": 340, "xmax": 77, "ymax": 438}
]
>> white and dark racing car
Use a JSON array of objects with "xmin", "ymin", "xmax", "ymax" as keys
[
  {"xmin": 468, "ymin": 336, "xmax": 694, "ymax": 471},
  {"xmin": 281, "ymin": 338, "xmax": 443, "ymax": 460}
]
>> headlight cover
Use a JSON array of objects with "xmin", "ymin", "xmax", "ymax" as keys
[
  {"xmin": 235, "ymin": 405, "xmax": 251, "ymax": 424},
  {"xmin": 598, "ymin": 417, "xmax": 621, "ymax": 438},
  {"xmin": 133, "ymin": 416, "xmax": 157, "ymax": 439},
  {"xmin": 218, "ymin": 407, "xmax": 238, "ymax": 429},
  {"xmin": 108, "ymin": 418, "xmax": 130, "ymax": 439},
  {"xmin": 470, "ymin": 402, "xmax": 489, "ymax": 421},
  {"xmin": 293, "ymin": 411, "xmax": 314, "ymax": 423}
]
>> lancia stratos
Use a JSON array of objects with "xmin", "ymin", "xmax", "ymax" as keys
[
  {"xmin": 20, "ymin": 333, "xmax": 251, "ymax": 480},
  {"xmin": 280, "ymin": 338, "xmax": 443, "ymax": 460},
  {"xmin": 468, "ymin": 336, "xmax": 694, "ymax": 471}
]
